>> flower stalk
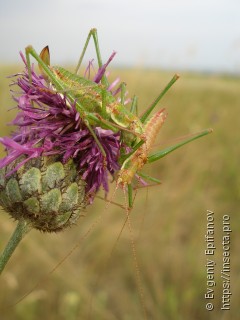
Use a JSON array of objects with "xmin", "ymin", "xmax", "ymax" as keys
[{"xmin": 0, "ymin": 219, "xmax": 31, "ymax": 274}]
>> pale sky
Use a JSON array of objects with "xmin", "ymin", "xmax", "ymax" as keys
[{"xmin": 0, "ymin": 0, "xmax": 240, "ymax": 73}]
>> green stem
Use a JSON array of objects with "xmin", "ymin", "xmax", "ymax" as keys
[{"xmin": 0, "ymin": 219, "xmax": 31, "ymax": 275}]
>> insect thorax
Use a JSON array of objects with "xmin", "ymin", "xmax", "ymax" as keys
[{"xmin": 52, "ymin": 66, "xmax": 114, "ymax": 114}]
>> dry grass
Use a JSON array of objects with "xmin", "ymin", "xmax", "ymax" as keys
[{"xmin": 0, "ymin": 64, "xmax": 239, "ymax": 320}]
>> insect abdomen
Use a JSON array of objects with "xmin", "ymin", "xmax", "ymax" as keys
[
  {"xmin": 117, "ymin": 109, "xmax": 166, "ymax": 185},
  {"xmin": 144, "ymin": 109, "xmax": 167, "ymax": 151}
]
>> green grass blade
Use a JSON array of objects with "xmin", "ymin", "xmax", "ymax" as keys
[
  {"xmin": 128, "ymin": 184, "xmax": 133, "ymax": 208},
  {"xmin": 137, "ymin": 172, "xmax": 161, "ymax": 184},
  {"xmin": 140, "ymin": 74, "xmax": 179, "ymax": 124},
  {"xmin": 130, "ymin": 95, "xmax": 138, "ymax": 114},
  {"xmin": 147, "ymin": 128, "xmax": 213, "ymax": 163}
]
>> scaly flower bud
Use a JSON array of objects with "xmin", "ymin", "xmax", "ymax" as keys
[{"xmin": 0, "ymin": 155, "xmax": 86, "ymax": 232}]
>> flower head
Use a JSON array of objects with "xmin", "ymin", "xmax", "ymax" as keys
[{"xmin": 0, "ymin": 53, "xmax": 122, "ymax": 202}]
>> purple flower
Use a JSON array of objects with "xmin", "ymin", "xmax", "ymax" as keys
[{"xmin": 0, "ymin": 53, "xmax": 122, "ymax": 200}]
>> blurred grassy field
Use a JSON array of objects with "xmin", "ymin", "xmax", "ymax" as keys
[{"xmin": 0, "ymin": 64, "xmax": 239, "ymax": 320}]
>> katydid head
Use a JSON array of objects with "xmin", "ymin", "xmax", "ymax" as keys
[{"xmin": 39, "ymin": 45, "xmax": 50, "ymax": 79}]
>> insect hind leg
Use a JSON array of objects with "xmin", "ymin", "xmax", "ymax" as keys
[
  {"xmin": 122, "ymin": 184, "xmax": 147, "ymax": 319},
  {"xmin": 75, "ymin": 29, "xmax": 108, "ymax": 87}
]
